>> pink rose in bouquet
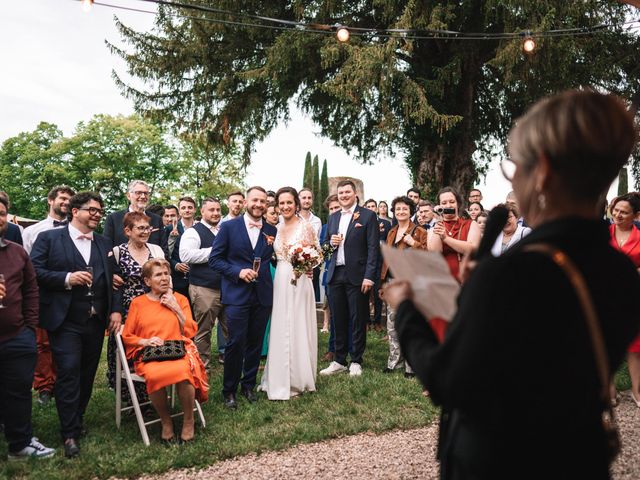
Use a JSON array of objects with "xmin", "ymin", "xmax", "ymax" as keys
[{"xmin": 288, "ymin": 241, "xmax": 324, "ymax": 285}]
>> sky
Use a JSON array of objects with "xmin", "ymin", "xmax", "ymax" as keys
[{"xmin": 0, "ymin": 0, "xmax": 627, "ymax": 211}]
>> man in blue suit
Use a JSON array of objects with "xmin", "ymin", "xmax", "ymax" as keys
[
  {"xmin": 30, "ymin": 192, "xmax": 122, "ymax": 458},
  {"xmin": 209, "ymin": 186, "xmax": 277, "ymax": 409},
  {"xmin": 320, "ymin": 180, "xmax": 379, "ymax": 377}
]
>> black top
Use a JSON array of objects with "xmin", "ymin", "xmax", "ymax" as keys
[{"xmin": 396, "ymin": 217, "xmax": 640, "ymax": 479}]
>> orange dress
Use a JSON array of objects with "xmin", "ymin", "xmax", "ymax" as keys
[
  {"xmin": 442, "ymin": 218, "xmax": 472, "ymax": 280},
  {"xmin": 122, "ymin": 293, "xmax": 209, "ymax": 402}
]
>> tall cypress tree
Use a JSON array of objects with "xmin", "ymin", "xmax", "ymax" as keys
[
  {"xmin": 302, "ymin": 151, "xmax": 313, "ymax": 189},
  {"xmin": 319, "ymin": 159, "xmax": 329, "ymax": 223},
  {"xmin": 312, "ymin": 154, "xmax": 320, "ymax": 213}
]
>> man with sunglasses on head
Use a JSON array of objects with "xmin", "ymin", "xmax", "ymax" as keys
[
  {"xmin": 103, "ymin": 180, "xmax": 168, "ymax": 259},
  {"xmin": 30, "ymin": 192, "xmax": 122, "ymax": 459}
]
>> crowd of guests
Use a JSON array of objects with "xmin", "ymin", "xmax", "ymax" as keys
[{"xmin": 1, "ymin": 97, "xmax": 640, "ymax": 465}]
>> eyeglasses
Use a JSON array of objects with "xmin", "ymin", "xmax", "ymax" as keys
[
  {"xmin": 133, "ymin": 225, "xmax": 152, "ymax": 232},
  {"xmin": 500, "ymin": 158, "xmax": 517, "ymax": 181},
  {"xmin": 79, "ymin": 207, "xmax": 105, "ymax": 216},
  {"xmin": 131, "ymin": 191, "xmax": 150, "ymax": 197}
]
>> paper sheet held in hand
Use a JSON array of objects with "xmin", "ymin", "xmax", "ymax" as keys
[{"xmin": 381, "ymin": 243, "xmax": 460, "ymax": 322}]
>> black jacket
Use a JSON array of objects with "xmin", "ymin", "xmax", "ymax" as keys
[
  {"xmin": 103, "ymin": 208, "xmax": 168, "ymax": 259},
  {"xmin": 396, "ymin": 218, "xmax": 640, "ymax": 480}
]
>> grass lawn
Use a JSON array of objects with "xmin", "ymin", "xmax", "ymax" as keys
[{"xmin": 0, "ymin": 330, "xmax": 438, "ymax": 479}]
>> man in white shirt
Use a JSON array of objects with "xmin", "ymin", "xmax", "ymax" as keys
[
  {"xmin": 179, "ymin": 198, "xmax": 226, "ymax": 373},
  {"xmin": 22, "ymin": 185, "xmax": 75, "ymax": 406},
  {"xmin": 221, "ymin": 191, "xmax": 245, "ymax": 223},
  {"xmin": 298, "ymin": 188, "xmax": 322, "ymax": 300}
]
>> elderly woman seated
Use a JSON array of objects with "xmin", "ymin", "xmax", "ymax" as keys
[{"xmin": 122, "ymin": 258, "xmax": 208, "ymax": 443}]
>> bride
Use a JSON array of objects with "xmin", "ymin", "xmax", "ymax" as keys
[{"xmin": 259, "ymin": 186, "xmax": 318, "ymax": 400}]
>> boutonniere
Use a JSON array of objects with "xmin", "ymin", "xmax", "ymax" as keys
[
  {"xmin": 352, "ymin": 211, "xmax": 360, "ymax": 222},
  {"xmin": 379, "ymin": 222, "xmax": 385, "ymax": 232},
  {"xmin": 262, "ymin": 232, "xmax": 275, "ymax": 246},
  {"xmin": 355, "ymin": 223, "xmax": 363, "ymax": 228}
]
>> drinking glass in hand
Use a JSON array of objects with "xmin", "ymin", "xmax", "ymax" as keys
[
  {"xmin": 252, "ymin": 257, "xmax": 261, "ymax": 283},
  {"xmin": 85, "ymin": 266, "xmax": 94, "ymax": 297},
  {"xmin": 0, "ymin": 273, "xmax": 5, "ymax": 309}
]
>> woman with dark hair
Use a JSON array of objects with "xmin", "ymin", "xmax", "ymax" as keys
[
  {"xmin": 380, "ymin": 196, "xmax": 428, "ymax": 378},
  {"xmin": 122, "ymin": 259, "xmax": 207, "ymax": 443},
  {"xmin": 378, "ymin": 200, "xmax": 391, "ymax": 222},
  {"xmin": 490, "ymin": 203, "xmax": 531, "ymax": 256},
  {"xmin": 467, "ymin": 202, "xmax": 484, "ymax": 221},
  {"xmin": 430, "ymin": 186, "xmax": 481, "ymax": 280},
  {"xmin": 475, "ymin": 211, "xmax": 488, "ymax": 235},
  {"xmin": 609, "ymin": 193, "xmax": 640, "ymax": 407},
  {"xmin": 385, "ymin": 90, "xmax": 640, "ymax": 478},
  {"xmin": 259, "ymin": 187, "xmax": 319, "ymax": 400}
]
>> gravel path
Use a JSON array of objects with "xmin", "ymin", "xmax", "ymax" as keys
[{"xmin": 131, "ymin": 392, "xmax": 640, "ymax": 480}]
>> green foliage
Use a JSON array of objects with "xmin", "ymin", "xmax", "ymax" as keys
[
  {"xmin": 618, "ymin": 168, "xmax": 629, "ymax": 196},
  {"xmin": 0, "ymin": 332, "xmax": 435, "ymax": 479},
  {"xmin": 112, "ymin": 1, "xmax": 640, "ymax": 197},
  {"xmin": 302, "ymin": 151, "xmax": 313, "ymax": 190},
  {"xmin": 312, "ymin": 154, "xmax": 321, "ymax": 213},
  {"xmin": 319, "ymin": 159, "xmax": 329, "ymax": 222},
  {"xmin": 0, "ymin": 116, "xmax": 245, "ymax": 219}
]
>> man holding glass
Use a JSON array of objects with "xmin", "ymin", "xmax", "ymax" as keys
[{"xmin": 30, "ymin": 192, "xmax": 122, "ymax": 458}]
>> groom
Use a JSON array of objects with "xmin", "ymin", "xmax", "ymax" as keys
[{"xmin": 209, "ymin": 186, "xmax": 277, "ymax": 409}]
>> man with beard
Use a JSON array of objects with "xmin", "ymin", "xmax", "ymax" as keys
[
  {"xmin": 209, "ymin": 187, "xmax": 277, "ymax": 409},
  {"xmin": 22, "ymin": 185, "xmax": 76, "ymax": 406},
  {"xmin": 221, "ymin": 191, "xmax": 245, "ymax": 223}
]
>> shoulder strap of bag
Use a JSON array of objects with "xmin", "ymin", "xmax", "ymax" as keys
[
  {"xmin": 113, "ymin": 245, "xmax": 120, "ymax": 263},
  {"xmin": 522, "ymin": 244, "xmax": 614, "ymax": 413}
]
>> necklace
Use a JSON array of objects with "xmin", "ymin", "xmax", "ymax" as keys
[
  {"xmin": 444, "ymin": 218, "xmax": 460, "ymax": 237},
  {"xmin": 615, "ymin": 228, "xmax": 630, "ymax": 248}
]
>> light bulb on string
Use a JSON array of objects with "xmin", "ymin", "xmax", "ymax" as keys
[
  {"xmin": 336, "ymin": 26, "xmax": 350, "ymax": 42},
  {"xmin": 81, "ymin": 0, "xmax": 94, "ymax": 13},
  {"xmin": 523, "ymin": 36, "xmax": 536, "ymax": 53}
]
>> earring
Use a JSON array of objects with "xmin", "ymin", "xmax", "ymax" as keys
[{"xmin": 537, "ymin": 193, "xmax": 546, "ymax": 210}]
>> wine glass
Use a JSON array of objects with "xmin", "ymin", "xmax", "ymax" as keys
[
  {"xmin": 252, "ymin": 257, "xmax": 261, "ymax": 283},
  {"xmin": 85, "ymin": 266, "xmax": 94, "ymax": 297},
  {"xmin": 0, "ymin": 273, "xmax": 6, "ymax": 309}
]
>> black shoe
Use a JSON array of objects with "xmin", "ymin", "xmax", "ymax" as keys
[
  {"xmin": 404, "ymin": 372, "xmax": 416, "ymax": 379},
  {"xmin": 64, "ymin": 438, "xmax": 80, "ymax": 458},
  {"xmin": 382, "ymin": 367, "xmax": 393, "ymax": 374},
  {"xmin": 37, "ymin": 390, "xmax": 52, "ymax": 406},
  {"xmin": 223, "ymin": 392, "xmax": 237, "ymax": 410},
  {"xmin": 241, "ymin": 388, "xmax": 257, "ymax": 403}
]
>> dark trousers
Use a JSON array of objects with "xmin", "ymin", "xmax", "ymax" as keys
[
  {"xmin": 48, "ymin": 314, "xmax": 105, "ymax": 440},
  {"xmin": 222, "ymin": 293, "xmax": 271, "ymax": 394},
  {"xmin": 329, "ymin": 266, "xmax": 368, "ymax": 365},
  {"xmin": 312, "ymin": 266, "xmax": 321, "ymax": 302},
  {"xmin": 0, "ymin": 327, "xmax": 36, "ymax": 452},
  {"xmin": 327, "ymin": 290, "xmax": 353, "ymax": 354}
]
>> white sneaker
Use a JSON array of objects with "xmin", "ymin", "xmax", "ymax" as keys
[
  {"xmin": 7, "ymin": 437, "xmax": 56, "ymax": 461},
  {"xmin": 319, "ymin": 361, "xmax": 348, "ymax": 376},
  {"xmin": 349, "ymin": 362, "xmax": 363, "ymax": 377}
]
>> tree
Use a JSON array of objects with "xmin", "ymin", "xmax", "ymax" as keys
[
  {"xmin": 312, "ymin": 154, "xmax": 321, "ymax": 213},
  {"xmin": 319, "ymin": 159, "xmax": 329, "ymax": 222},
  {"xmin": 618, "ymin": 168, "xmax": 629, "ymax": 196},
  {"xmin": 111, "ymin": 1, "xmax": 640, "ymax": 198},
  {"xmin": 302, "ymin": 151, "xmax": 313, "ymax": 189}
]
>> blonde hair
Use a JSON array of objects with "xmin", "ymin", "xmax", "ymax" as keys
[{"xmin": 508, "ymin": 90, "xmax": 637, "ymax": 201}]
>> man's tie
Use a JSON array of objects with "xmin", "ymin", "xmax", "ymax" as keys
[
  {"xmin": 53, "ymin": 220, "xmax": 68, "ymax": 227},
  {"xmin": 248, "ymin": 222, "xmax": 262, "ymax": 229}
]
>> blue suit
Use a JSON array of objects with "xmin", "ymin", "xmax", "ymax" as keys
[
  {"xmin": 209, "ymin": 217, "xmax": 277, "ymax": 394},
  {"xmin": 30, "ymin": 226, "xmax": 121, "ymax": 440},
  {"xmin": 324, "ymin": 205, "xmax": 379, "ymax": 365},
  {"xmin": 5, "ymin": 222, "xmax": 23, "ymax": 245}
]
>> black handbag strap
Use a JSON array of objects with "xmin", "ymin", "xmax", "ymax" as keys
[{"xmin": 523, "ymin": 244, "xmax": 615, "ymax": 415}]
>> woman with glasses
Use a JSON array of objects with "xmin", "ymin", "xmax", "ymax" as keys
[
  {"xmin": 384, "ymin": 90, "xmax": 640, "ymax": 479},
  {"xmin": 490, "ymin": 203, "xmax": 531, "ymax": 256},
  {"xmin": 106, "ymin": 212, "xmax": 165, "ymax": 398}
]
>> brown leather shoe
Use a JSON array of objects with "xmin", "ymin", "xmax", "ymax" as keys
[{"xmin": 321, "ymin": 351, "xmax": 334, "ymax": 362}]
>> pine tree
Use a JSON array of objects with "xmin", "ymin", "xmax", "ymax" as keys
[
  {"xmin": 303, "ymin": 151, "xmax": 313, "ymax": 189},
  {"xmin": 319, "ymin": 159, "xmax": 329, "ymax": 223},
  {"xmin": 312, "ymin": 154, "xmax": 320, "ymax": 213},
  {"xmin": 618, "ymin": 168, "xmax": 629, "ymax": 195}
]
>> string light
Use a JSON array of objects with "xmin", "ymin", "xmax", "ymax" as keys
[
  {"xmin": 523, "ymin": 35, "xmax": 536, "ymax": 53},
  {"xmin": 81, "ymin": 0, "xmax": 94, "ymax": 13},
  {"xmin": 336, "ymin": 25, "xmax": 350, "ymax": 42}
]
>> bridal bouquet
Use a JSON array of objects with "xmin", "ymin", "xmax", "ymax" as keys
[{"xmin": 288, "ymin": 242, "xmax": 324, "ymax": 286}]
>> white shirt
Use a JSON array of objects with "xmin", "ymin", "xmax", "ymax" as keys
[
  {"xmin": 64, "ymin": 223, "xmax": 94, "ymax": 288},
  {"xmin": 335, "ymin": 204, "xmax": 355, "ymax": 266},
  {"xmin": 22, "ymin": 215, "xmax": 67, "ymax": 254},
  {"xmin": 243, "ymin": 213, "xmax": 262, "ymax": 250},
  {"xmin": 491, "ymin": 225, "xmax": 532, "ymax": 257},
  {"xmin": 299, "ymin": 211, "xmax": 322, "ymax": 240},
  {"xmin": 179, "ymin": 219, "xmax": 220, "ymax": 264}
]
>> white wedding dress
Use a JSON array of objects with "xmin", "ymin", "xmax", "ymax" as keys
[{"xmin": 259, "ymin": 220, "xmax": 318, "ymax": 400}]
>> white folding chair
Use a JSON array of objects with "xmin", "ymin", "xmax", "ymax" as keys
[{"xmin": 115, "ymin": 333, "xmax": 206, "ymax": 446}]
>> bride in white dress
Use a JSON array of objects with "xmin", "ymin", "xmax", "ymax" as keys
[{"xmin": 259, "ymin": 187, "xmax": 318, "ymax": 400}]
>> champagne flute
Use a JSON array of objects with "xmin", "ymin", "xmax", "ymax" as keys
[
  {"xmin": 0, "ymin": 273, "xmax": 6, "ymax": 309},
  {"xmin": 252, "ymin": 257, "xmax": 261, "ymax": 283},
  {"xmin": 85, "ymin": 266, "xmax": 94, "ymax": 297}
]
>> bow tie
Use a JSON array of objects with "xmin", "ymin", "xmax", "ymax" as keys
[
  {"xmin": 77, "ymin": 234, "xmax": 93, "ymax": 241},
  {"xmin": 248, "ymin": 222, "xmax": 262, "ymax": 229},
  {"xmin": 53, "ymin": 220, "xmax": 68, "ymax": 227}
]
